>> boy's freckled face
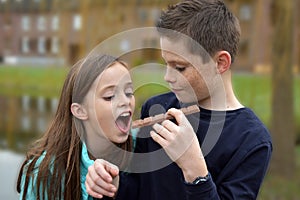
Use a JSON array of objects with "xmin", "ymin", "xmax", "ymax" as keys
[
  {"xmin": 84, "ymin": 62, "xmax": 135, "ymax": 144},
  {"xmin": 160, "ymin": 37, "xmax": 214, "ymax": 104}
]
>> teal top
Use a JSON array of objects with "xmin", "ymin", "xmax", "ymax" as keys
[{"xmin": 19, "ymin": 143, "xmax": 94, "ymax": 200}]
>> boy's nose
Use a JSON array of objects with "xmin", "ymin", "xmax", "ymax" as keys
[{"xmin": 164, "ymin": 66, "xmax": 176, "ymax": 83}]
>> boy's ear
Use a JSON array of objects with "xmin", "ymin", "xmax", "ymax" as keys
[
  {"xmin": 71, "ymin": 103, "xmax": 88, "ymax": 120},
  {"xmin": 214, "ymin": 51, "xmax": 231, "ymax": 74}
]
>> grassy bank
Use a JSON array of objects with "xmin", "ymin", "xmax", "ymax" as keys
[
  {"xmin": 0, "ymin": 66, "xmax": 299, "ymax": 129},
  {"xmin": 258, "ymin": 146, "xmax": 300, "ymax": 200},
  {"xmin": 0, "ymin": 65, "xmax": 68, "ymax": 97},
  {"xmin": 0, "ymin": 65, "xmax": 299, "ymax": 198}
]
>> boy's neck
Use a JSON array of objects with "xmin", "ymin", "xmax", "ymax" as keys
[{"xmin": 198, "ymin": 71, "xmax": 243, "ymax": 111}]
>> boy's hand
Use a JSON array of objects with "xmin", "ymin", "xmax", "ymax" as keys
[
  {"xmin": 85, "ymin": 159, "xmax": 119, "ymax": 198},
  {"xmin": 151, "ymin": 108, "xmax": 208, "ymax": 182}
]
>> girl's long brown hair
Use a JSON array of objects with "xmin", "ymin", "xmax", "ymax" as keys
[{"xmin": 17, "ymin": 55, "xmax": 132, "ymax": 199}]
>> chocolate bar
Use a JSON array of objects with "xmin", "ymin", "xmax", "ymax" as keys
[{"xmin": 131, "ymin": 105, "xmax": 200, "ymax": 129}]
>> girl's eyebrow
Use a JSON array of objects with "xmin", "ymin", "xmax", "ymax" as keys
[
  {"xmin": 101, "ymin": 81, "xmax": 133, "ymax": 90},
  {"xmin": 101, "ymin": 85, "xmax": 116, "ymax": 91}
]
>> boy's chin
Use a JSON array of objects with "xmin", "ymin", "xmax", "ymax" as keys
[{"xmin": 176, "ymin": 95, "xmax": 198, "ymax": 104}]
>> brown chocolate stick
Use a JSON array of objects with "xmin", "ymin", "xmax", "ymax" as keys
[{"xmin": 131, "ymin": 105, "xmax": 200, "ymax": 129}]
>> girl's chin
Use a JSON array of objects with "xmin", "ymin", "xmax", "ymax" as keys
[{"xmin": 112, "ymin": 134, "xmax": 129, "ymax": 144}]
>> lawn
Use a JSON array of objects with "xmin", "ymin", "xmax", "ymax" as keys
[
  {"xmin": 258, "ymin": 146, "xmax": 300, "ymax": 200},
  {"xmin": 0, "ymin": 65, "xmax": 299, "ymax": 133},
  {"xmin": 0, "ymin": 65, "xmax": 68, "ymax": 97}
]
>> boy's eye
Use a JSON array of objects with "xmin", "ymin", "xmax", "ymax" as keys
[{"xmin": 175, "ymin": 65, "xmax": 186, "ymax": 72}]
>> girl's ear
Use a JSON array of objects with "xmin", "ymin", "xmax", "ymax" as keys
[
  {"xmin": 214, "ymin": 51, "xmax": 231, "ymax": 74},
  {"xmin": 71, "ymin": 103, "xmax": 88, "ymax": 120}
]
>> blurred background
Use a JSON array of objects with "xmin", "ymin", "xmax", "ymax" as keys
[{"xmin": 0, "ymin": 0, "xmax": 299, "ymax": 199}]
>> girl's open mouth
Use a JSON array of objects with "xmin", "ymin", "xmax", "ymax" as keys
[{"xmin": 115, "ymin": 111, "xmax": 132, "ymax": 133}]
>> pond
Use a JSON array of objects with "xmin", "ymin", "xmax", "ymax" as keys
[
  {"xmin": 0, "ymin": 95, "xmax": 58, "ymax": 152},
  {"xmin": 0, "ymin": 95, "xmax": 58, "ymax": 199}
]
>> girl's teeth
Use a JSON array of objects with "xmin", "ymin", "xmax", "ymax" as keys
[{"xmin": 121, "ymin": 113, "xmax": 130, "ymax": 117}]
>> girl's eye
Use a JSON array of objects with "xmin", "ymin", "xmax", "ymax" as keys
[
  {"xmin": 103, "ymin": 96, "xmax": 114, "ymax": 101},
  {"xmin": 126, "ymin": 92, "xmax": 134, "ymax": 98}
]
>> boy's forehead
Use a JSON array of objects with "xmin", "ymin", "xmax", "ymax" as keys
[
  {"xmin": 160, "ymin": 37, "xmax": 191, "ymax": 59},
  {"xmin": 161, "ymin": 50, "xmax": 189, "ymax": 64},
  {"xmin": 160, "ymin": 37, "xmax": 206, "ymax": 68}
]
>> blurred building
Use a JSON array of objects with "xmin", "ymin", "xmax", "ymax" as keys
[
  {"xmin": 227, "ymin": 0, "xmax": 299, "ymax": 73},
  {"xmin": 0, "ymin": 0, "xmax": 175, "ymax": 66},
  {"xmin": 0, "ymin": 0, "xmax": 299, "ymax": 73}
]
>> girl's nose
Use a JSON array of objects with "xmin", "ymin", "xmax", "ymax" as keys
[{"xmin": 118, "ymin": 93, "xmax": 131, "ymax": 107}]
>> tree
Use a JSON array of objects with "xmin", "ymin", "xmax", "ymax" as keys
[{"xmin": 270, "ymin": 0, "xmax": 296, "ymax": 177}]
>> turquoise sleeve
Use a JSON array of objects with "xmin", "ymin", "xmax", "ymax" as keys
[{"xmin": 19, "ymin": 152, "xmax": 48, "ymax": 200}]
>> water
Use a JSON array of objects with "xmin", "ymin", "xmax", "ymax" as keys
[
  {"xmin": 0, "ymin": 150, "xmax": 24, "ymax": 200},
  {"xmin": 0, "ymin": 95, "xmax": 56, "ymax": 199},
  {"xmin": 0, "ymin": 95, "xmax": 57, "ymax": 152}
]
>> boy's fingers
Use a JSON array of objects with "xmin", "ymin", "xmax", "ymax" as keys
[
  {"xmin": 92, "ymin": 160, "xmax": 112, "ymax": 182},
  {"xmin": 87, "ymin": 164, "xmax": 117, "ymax": 193},
  {"xmin": 161, "ymin": 120, "xmax": 179, "ymax": 133},
  {"xmin": 150, "ymin": 130, "xmax": 167, "ymax": 147},
  {"xmin": 167, "ymin": 108, "xmax": 191, "ymax": 126},
  {"xmin": 85, "ymin": 179, "xmax": 116, "ymax": 198},
  {"xmin": 103, "ymin": 161, "xmax": 119, "ymax": 178}
]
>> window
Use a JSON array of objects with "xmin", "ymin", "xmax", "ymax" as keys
[
  {"xmin": 138, "ymin": 9, "xmax": 148, "ymax": 23},
  {"xmin": 151, "ymin": 9, "xmax": 160, "ymax": 22},
  {"xmin": 240, "ymin": 5, "xmax": 252, "ymax": 21},
  {"xmin": 73, "ymin": 14, "xmax": 81, "ymax": 30},
  {"xmin": 37, "ymin": 16, "xmax": 46, "ymax": 31},
  {"xmin": 21, "ymin": 37, "xmax": 30, "ymax": 53},
  {"xmin": 21, "ymin": 16, "xmax": 30, "ymax": 31},
  {"xmin": 51, "ymin": 37, "xmax": 59, "ymax": 54},
  {"xmin": 38, "ymin": 37, "xmax": 46, "ymax": 54},
  {"xmin": 51, "ymin": 15, "xmax": 59, "ymax": 31}
]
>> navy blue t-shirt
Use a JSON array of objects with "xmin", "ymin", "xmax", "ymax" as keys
[{"xmin": 116, "ymin": 92, "xmax": 272, "ymax": 200}]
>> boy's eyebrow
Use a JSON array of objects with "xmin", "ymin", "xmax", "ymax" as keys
[{"xmin": 162, "ymin": 54, "xmax": 190, "ymax": 65}]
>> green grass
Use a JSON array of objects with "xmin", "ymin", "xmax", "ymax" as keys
[
  {"xmin": 233, "ymin": 73, "xmax": 300, "ymax": 141},
  {"xmin": 233, "ymin": 74, "xmax": 272, "ymax": 125},
  {"xmin": 0, "ymin": 65, "xmax": 68, "ymax": 98},
  {"xmin": 0, "ymin": 66, "xmax": 299, "ymax": 131},
  {"xmin": 258, "ymin": 146, "xmax": 300, "ymax": 200}
]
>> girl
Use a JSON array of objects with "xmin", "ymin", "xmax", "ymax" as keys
[{"xmin": 17, "ymin": 54, "xmax": 135, "ymax": 200}]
